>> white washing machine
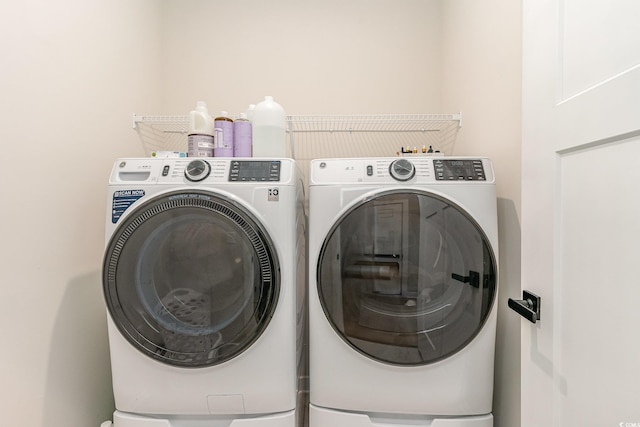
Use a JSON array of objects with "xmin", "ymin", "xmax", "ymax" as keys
[
  {"xmin": 308, "ymin": 157, "xmax": 498, "ymax": 427},
  {"xmin": 101, "ymin": 158, "xmax": 307, "ymax": 427}
]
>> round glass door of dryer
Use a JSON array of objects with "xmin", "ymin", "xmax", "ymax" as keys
[
  {"xmin": 103, "ymin": 190, "xmax": 280, "ymax": 368},
  {"xmin": 317, "ymin": 190, "xmax": 496, "ymax": 366}
]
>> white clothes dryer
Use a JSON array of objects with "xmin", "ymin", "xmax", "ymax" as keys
[
  {"xmin": 102, "ymin": 158, "xmax": 306, "ymax": 427},
  {"xmin": 308, "ymin": 157, "xmax": 498, "ymax": 427}
]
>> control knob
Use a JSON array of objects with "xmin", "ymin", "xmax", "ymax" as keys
[
  {"xmin": 185, "ymin": 159, "xmax": 211, "ymax": 182},
  {"xmin": 389, "ymin": 158, "xmax": 416, "ymax": 181}
]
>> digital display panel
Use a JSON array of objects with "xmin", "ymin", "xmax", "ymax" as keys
[
  {"xmin": 434, "ymin": 159, "xmax": 486, "ymax": 181},
  {"xmin": 229, "ymin": 160, "xmax": 281, "ymax": 182}
]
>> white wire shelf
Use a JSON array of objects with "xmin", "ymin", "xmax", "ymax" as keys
[
  {"xmin": 132, "ymin": 113, "xmax": 462, "ymax": 158},
  {"xmin": 286, "ymin": 114, "xmax": 461, "ymax": 160},
  {"xmin": 132, "ymin": 115, "xmax": 190, "ymax": 155}
]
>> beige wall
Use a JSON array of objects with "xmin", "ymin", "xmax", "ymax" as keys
[
  {"xmin": 0, "ymin": 1, "xmax": 159, "ymax": 426},
  {"xmin": 159, "ymin": 0, "xmax": 444, "ymax": 116},
  {"xmin": 0, "ymin": 1, "xmax": 522, "ymax": 426}
]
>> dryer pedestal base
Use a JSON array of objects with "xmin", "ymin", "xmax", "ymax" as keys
[
  {"xmin": 108, "ymin": 409, "xmax": 297, "ymax": 427},
  {"xmin": 309, "ymin": 405, "xmax": 492, "ymax": 427}
]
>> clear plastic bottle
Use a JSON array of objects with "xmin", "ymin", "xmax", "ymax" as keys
[
  {"xmin": 187, "ymin": 101, "xmax": 214, "ymax": 157},
  {"xmin": 214, "ymin": 111, "xmax": 234, "ymax": 157},
  {"xmin": 252, "ymin": 96, "xmax": 287, "ymax": 158},
  {"xmin": 234, "ymin": 113, "xmax": 252, "ymax": 157}
]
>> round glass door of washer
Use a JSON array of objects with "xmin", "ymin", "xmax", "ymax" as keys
[{"xmin": 103, "ymin": 190, "xmax": 279, "ymax": 368}]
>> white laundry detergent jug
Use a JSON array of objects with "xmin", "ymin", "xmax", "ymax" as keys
[
  {"xmin": 252, "ymin": 96, "xmax": 287, "ymax": 157},
  {"xmin": 187, "ymin": 101, "xmax": 215, "ymax": 157}
]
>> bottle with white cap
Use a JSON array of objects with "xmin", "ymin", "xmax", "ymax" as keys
[
  {"xmin": 252, "ymin": 96, "xmax": 287, "ymax": 158},
  {"xmin": 187, "ymin": 101, "xmax": 214, "ymax": 157}
]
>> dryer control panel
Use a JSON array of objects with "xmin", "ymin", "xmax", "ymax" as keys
[{"xmin": 310, "ymin": 157, "xmax": 494, "ymax": 185}]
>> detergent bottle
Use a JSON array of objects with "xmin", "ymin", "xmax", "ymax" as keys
[
  {"xmin": 187, "ymin": 101, "xmax": 214, "ymax": 157},
  {"xmin": 252, "ymin": 96, "xmax": 286, "ymax": 157}
]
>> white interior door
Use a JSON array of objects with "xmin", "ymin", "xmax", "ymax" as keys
[{"xmin": 520, "ymin": 0, "xmax": 640, "ymax": 426}]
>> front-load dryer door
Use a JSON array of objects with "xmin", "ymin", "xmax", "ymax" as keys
[
  {"xmin": 317, "ymin": 190, "xmax": 496, "ymax": 366},
  {"xmin": 103, "ymin": 190, "xmax": 279, "ymax": 368}
]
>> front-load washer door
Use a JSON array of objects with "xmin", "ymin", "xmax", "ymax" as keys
[
  {"xmin": 317, "ymin": 190, "xmax": 496, "ymax": 366},
  {"xmin": 103, "ymin": 190, "xmax": 279, "ymax": 368}
]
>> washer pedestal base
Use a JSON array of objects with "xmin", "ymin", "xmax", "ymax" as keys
[
  {"xmin": 107, "ymin": 409, "xmax": 297, "ymax": 427},
  {"xmin": 309, "ymin": 404, "xmax": 492, "ymax": 427}
]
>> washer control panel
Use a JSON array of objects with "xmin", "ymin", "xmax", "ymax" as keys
[{"xmin": 111, "ymin": 158, "xmax": 292, "ymax": 185}]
